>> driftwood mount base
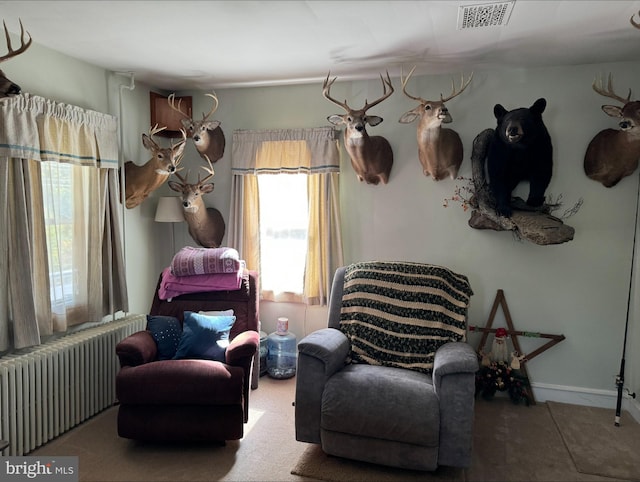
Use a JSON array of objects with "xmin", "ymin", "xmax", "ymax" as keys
[{"xmin": 469, "ymin": 129, "xmax": 576, "ymax": 246}]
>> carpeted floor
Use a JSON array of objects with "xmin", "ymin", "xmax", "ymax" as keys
[
  {"xmin": 31, "ymin": 375, "xmax": 638, "ymax": 482},
  {"xmin": 547, "ymin": 401, "xmax": 640, "ymax": 481},
  {"xmin": 293, "ymin": 398, "xmax": 638, "ymax": 482}
]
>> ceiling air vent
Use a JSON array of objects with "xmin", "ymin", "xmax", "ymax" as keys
[{"xmin": 457, "ymin": 1, "xmax": 515, "ymax": 29}]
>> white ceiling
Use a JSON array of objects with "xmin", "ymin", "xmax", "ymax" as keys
[{"xmin": 1, "ymin": 0, "xmax": 640, "ymax": 91}]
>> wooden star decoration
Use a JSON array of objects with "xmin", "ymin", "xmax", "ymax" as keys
[{"xmin": 469, "ymin": 289, "xmax": 566, "ymax": 405}]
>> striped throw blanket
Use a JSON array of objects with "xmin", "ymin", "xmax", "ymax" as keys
[{"xmin": 339, "ymin": 261, "xmax": 473, "ymax": 374}]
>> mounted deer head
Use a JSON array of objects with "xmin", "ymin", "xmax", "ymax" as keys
[
  {"xmin": 168, "ymin": 92, "xmax": 226, "ymax": 163},
  {"xmin": 0, "ymin": 19, "xmax": 32, "ymax": 98},
  {"xmin": 168, "ymin": 156, "xmax": 226, "ymax": 248},
  {"xmin": 323, "ymin": 71, "xmax": 394, "ymax": 185},
  {"xmin": 123, "ymin": 125, "xmax": 186, "ymax": 209},
  {"xmin": 399, "ymin": 66, "xmax": 473, "ymax": 180},
  {"xmin": 584, "ymin": 73, "xmax": 640, "ymax": 187}
]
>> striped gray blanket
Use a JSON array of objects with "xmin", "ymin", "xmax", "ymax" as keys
[{"xmin": 339, "ymin": 261, "xmax": 473, "ymax": 374}]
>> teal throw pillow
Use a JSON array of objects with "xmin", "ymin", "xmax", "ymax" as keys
[
  {"xmin": 146, "ymin": 315, "xmax": 183, "ymax": 360},
  {"xmin": 173, "ymin": 311, "xmax": 236, "ymax": 362}
]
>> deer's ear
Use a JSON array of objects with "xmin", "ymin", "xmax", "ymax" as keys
[
  {"xmin": 602, "ymin": 105, "xmax": 623, "ymax": 118},
  {"xmin": 142, "ymin": 133, "xmax": 157, "ymax": 150},
  {"xmin": 399, "ymin": 110, "xmax": 420, "ymax": 124},
  {"xmin": 200, "ymin": 183, "xmax": 215, "ymax": 194},
  {"xmin": 174, "ymin": 142, "xmax": 186, "ymax": 157},
  {"xmin": 203, "ymin": 121, "xmax": 221, "ymax": 130},
  {"xmin": 366, "ymin": 115, "xmax": 383, "ymax": 126},
  {"xmin": 168, "ymin": 181, "xmax": 182, "ymax": 192},
  {"xmin": 327, "ymin": 114, "xmax": 344, "ymax": 125}
]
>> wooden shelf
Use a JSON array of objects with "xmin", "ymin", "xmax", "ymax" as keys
[{"xmin": 150, "ymin": 91, "xmax": 192, "ymax": 138}]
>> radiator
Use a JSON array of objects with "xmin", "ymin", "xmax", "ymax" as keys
[{"xmin": 0, "ymin": 314, "xmax": 146, "ymax": 456}]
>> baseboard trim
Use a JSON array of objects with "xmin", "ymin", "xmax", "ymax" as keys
[{"xmin": 531, "ymin": 382, "xmax": 640, "ymax": 423}]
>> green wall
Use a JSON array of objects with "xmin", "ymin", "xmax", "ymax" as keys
[{"xmin": 6, "ymin": 31, "xmax": 640, "ymax": 409}]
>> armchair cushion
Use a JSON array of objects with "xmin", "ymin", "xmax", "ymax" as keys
[
  {"xmin": 146, "ymin": 315, "xmax": 182, "ymax": 360},
  {"xmin": 117, "ymin": 360, "xmax": 244, "ymax": 405},
  {"xmin": 173, "ymin": 311, "xmax": 236, "ymax": 362},
  {"xmin": 322, "ymin": 364, "xmax": 440, "ymax": 447},
  {"xmin": 339, "ymin": 261, "xmax": 473, "ymax": 374}
]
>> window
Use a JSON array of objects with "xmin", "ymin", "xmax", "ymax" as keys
[
  {"xmin": 258, "ymin": 173, "xmax": 309, "ymax": 295},
  {"xmin": 229, "ymin": 127, "xmax": 343, "ymax": 306},
  {"xmin": 0, "ymin": 93, "xmax": 127, "ymax": 351},
  {"xmin": 41, "ymin": 162, "xmax": 76, "ymax": 308}
]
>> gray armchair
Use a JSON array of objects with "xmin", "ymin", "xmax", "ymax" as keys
[{"xmin": 294, "ymin": 262, "xmax": 478, "ymax": 471}]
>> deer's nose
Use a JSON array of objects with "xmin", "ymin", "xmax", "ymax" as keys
[
  {"xmin": 193, "ymin": 135, "xmax": 200, "ymax": 142},
  {"xmin": 355, "ymin": 125, "xmax": 364, "ymax": 132},
  {"xmin": 182, "ymin": 201, "xmax": 189, "ymax": 208},
  {"xmin": 7, "ymin": 83, "xmax": 21, "ymax": 95},
  {"xmin": 168, "ymin": 165, "xmax": 176, "ymax": 173}
]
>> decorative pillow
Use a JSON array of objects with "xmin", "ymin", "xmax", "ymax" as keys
[
  {"xmin": 173, "ymin": 311, "xmax": 236, "ymax": 362},
  {"xmin": 199, "ymin": 309, "xmax": 234, "ymax": 317},
  {"xmin": 146, "ymin": 315, "xmax": 183, "ymax": 360}
]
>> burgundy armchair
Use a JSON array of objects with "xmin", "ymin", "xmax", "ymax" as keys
[{"xmin": 115, "ymin": 270, "xmax": 259, "ymax": 442}]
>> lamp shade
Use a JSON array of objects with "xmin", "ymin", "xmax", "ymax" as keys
[{"xmin": 155, "ymin": 197, "xmax": 185, "ymax": 222}]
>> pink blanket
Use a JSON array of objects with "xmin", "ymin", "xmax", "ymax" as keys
[
  {"xmin": 158, "ymin": 263, "xmax": 246, "ymax": 301},
  {"xmin": 171, "ymin": 246, "xmax": 242, "ymax": 276}
]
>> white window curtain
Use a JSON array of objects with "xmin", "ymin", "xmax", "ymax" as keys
[
  {"xmin": 229, "ymin": 127, "xmax": 343, "ymax": 306},
  {"xmin": 0, "ymin": 93, "xmax": 127, "ymax": 351}
]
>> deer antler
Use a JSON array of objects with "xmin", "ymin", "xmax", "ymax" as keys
[
  {"xmin": 593, "ymin": 73, "xmax": 631, "ymax": 104},
  {"xmin": 363, "ymin": 71, "xmax": 394, "ymax": 112},
  {"xmin": 172, "ymin": 168, "xmax": 189, "ymax": 185},
  {"xmin": 0, "ymin": 19, "xmax": 32, "ymax": 63},
  {"xmin": 148, "ymin": 124, "xmax": 167, "ymax": 137},
  {"xmin": 440, "ymin": 72, "xmax": 474, "ymax": 103},
  {"xmin": 170, "ymin": 128, "xmax": 188, "ymax": 169},
  {"xmin": 202, "ymin": 92, "xmax": 219, "ymax": 121},
  {"xmin": 167, "ymin": 93, "xmax": 191, "ymax": 120},
  {"xmin": 322, "ymin": 72, "xmax": 351, "ymax": 111},
  {"xmin": 400, "ymin": 66, "xmax": 427, "ymax": 103},
  {"xmin": 198, "ymin": 154, "xmax": 216, "ymax": 185},
  {"xmin": 631, "ymin": 10, "xmax": 640, "ymax": 29}
]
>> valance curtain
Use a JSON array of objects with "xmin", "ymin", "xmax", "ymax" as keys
[
  {"xmin": 229, "ymin": 127, "xmax": 343, "ymax": 305},
  {"xmin": 0, "ymin": 93, "xmax": 127, "ymax": 351}
]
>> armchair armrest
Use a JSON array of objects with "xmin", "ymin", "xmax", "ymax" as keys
[
  {"xmin": 298, "ymin": 327, "xmax": 350, "ymax": 376},
  {"xmin": 226, "ymin": 330, "xmax": 259, "ymax": 366},
  {"xmin": 116, "ymin": 331, "xmax": 157, "ymax": 367},
  {"xmin": 295, "ymin": 328, "xmax": 350, "ymax": 444},
  {"xmin": 226, "ymin": 329, "xmax": 259, "ymax": 424},
  {"xmin": 433, "ymin": 341, "xmax": 479, "ymax": 468},
  {"xmin": 433, "ymin": 341, "xmax": 479, "ymax": 390}
]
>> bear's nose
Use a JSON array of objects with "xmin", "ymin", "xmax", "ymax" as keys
[{"xmin": 508, "ymin": 127, "xmax": 519, "ymax": 136}]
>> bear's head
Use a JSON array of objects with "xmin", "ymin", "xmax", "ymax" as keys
[{"xmin": 494, "ymin": 98, "xmax": 547, "ymax": 148}]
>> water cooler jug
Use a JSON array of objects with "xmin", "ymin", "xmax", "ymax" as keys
[{"xmin": 266, "ymin": 317, "xmax": 297, "ymax": 379}]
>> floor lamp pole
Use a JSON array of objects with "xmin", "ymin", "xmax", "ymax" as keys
[{"xmin": 155, "ymin": 196, "xmax": 184, "ymax": 264}]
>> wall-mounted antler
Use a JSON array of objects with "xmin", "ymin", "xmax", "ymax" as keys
[
  {"xmin": 0, "ymin": 19, "xmax": 32, "ymax": 98},
  {"xmin": 323, "ymin": 71, "xmax": 395, "ymax": 185},
  {"xmin": 631, "ymin": 10, "xmax": 640, "ymax": 29},
  {"xmin": 168, "ymin": 92, "xmax": 226, "ymax": 163},
  {"xmin": 123, "ymin": 126, "xmax": 186, "ymax": 209},
  {"xmin": 584, "ymin": 73, "xmax": 640, "ymax": 187},
  {"xmin": 399, "ymin": 66, "xmax": 473, "ymax": 180},
  {"xmin": 168, "ymin": 156, "xmax": 226, "ymax": 248}
]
